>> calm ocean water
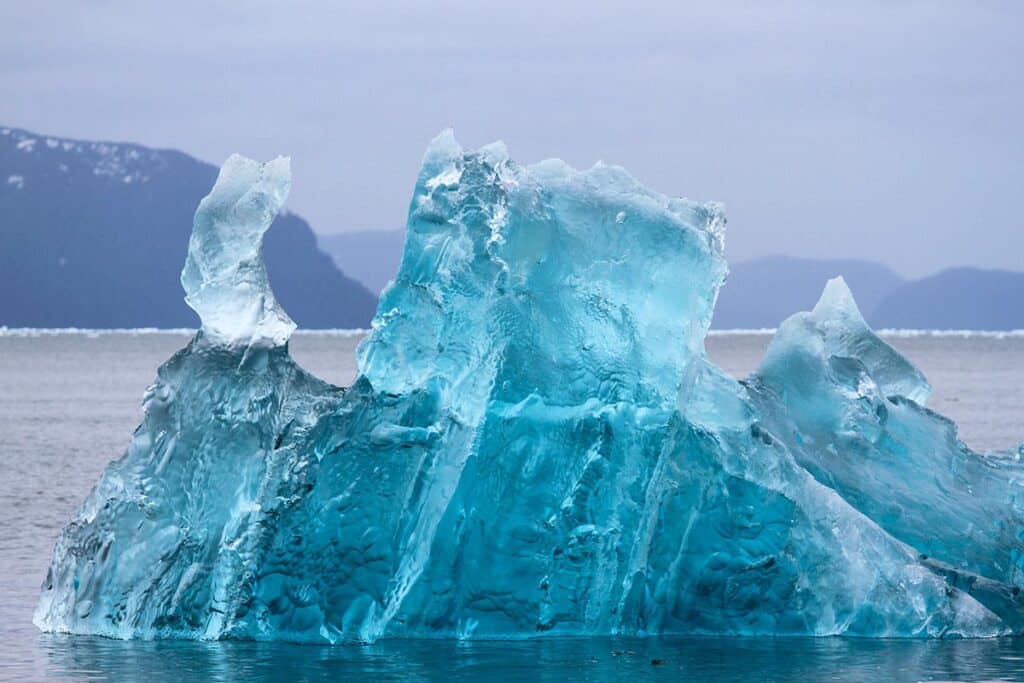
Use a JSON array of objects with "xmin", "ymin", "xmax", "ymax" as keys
[{"xmin": 0, "ymin": 331, "xmax": 1022, "ymax": 682}]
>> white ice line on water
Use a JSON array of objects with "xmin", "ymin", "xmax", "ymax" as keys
[
  {"xmin": 706, "ymin": 328, "xmax": 1024, "ymax": 338},
  {"xmin": 0, "ymin": 327, "xmax": 371, "ymax": 337},
  {"xmin": 874, "ymin": 329, "xmax": 1024, "ymax": 338},
  {"xmin": 1, "ymin": 327, "xmax": 1022, "ymax": 338}
]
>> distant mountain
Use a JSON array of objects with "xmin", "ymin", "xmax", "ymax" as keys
[
  {"xmin": 319, "ymin": 233, "xmax": 1024, "ymax": 330},
  {"xmin": 713, "ymin": 256, "xmax": 906, "ymax": 329},
  {"xmin": 318, "ymin": 239, "xmax": 907, "ymax": 323},
  {"xmin": 318, "ymin": 229, "xmax": 405, "ymax": 293},
  {"xmin": 8, "ymin": 126, "xmax": 1014, "ymax": 332},
  {"xmin": 0, "ymin": 126, "xmax": 377, "ymax": 328},
  {"xmin": 872, "ymin": 268, "xmax": 1024, "ymax": 330}
]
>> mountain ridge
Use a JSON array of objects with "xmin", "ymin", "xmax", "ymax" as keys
[
  {"xmin": 2, "ymin": 125, "xmax": 1020, "ymax": 331},
  {"xmin": 0, "ymin": 126, "xmax": 378, "ymax": 328},
  {"xmin": 712, "ymin": 255, "xmax": 906, "ymax": 329},
  {"xmin": 319, "ymin": 234, "xmax": 1024, "ymax": 330},
  {"xmin": 872, "ymin": 267, "xmax": 1024, "ymax": 331},
  {"xmin": 317, "ymin": 230, "xmax": 405, "ymax": 295}
]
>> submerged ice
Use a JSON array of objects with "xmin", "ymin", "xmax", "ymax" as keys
[{"xmin": 36, "ymin": 134, "xmax": 1024, "ymax": 642}]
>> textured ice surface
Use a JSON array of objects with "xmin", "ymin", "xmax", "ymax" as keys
[
  {"xmin": 36, "ymin": 134, "xmax": 1024, "ymax": 642},
  {"xmin": 180, "ymin": 154, "xmax": 296, "ymax": 347}
]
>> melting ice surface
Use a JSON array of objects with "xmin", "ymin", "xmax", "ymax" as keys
[{"xmin": 36, "ymin": 133, "xmax": 1024, "ymax": 642}]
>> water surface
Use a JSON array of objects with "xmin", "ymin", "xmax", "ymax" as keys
[{"xmin": 1, "ymin": 331, "xmax": 1022, "ymax": 681}]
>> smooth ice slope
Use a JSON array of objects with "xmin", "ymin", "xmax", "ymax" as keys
[
  {"xmin": 748, "ymin": 277, "xmax": 1024, "ymax": 630},
  {"xmin": 36, "ymin": 135, "xmax": 1024, "ymax": 642}
]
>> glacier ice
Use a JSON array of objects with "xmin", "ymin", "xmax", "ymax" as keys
[
  {"xmin": 36, "ymin": 133, "xmax": 1024, "ymax": 642},
  {"xmin": 180, "ymin": 154, "xmax": 296, "ymax": 347}
]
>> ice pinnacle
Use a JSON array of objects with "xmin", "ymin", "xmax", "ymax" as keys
[{"xmin": 180, "ymin": 154, "xmax": 296, "ymax": 347}]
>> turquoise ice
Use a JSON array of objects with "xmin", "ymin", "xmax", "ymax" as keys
[{"xmin": 35, "ymin": 134, "xmax": 1024, "ymax": 642}]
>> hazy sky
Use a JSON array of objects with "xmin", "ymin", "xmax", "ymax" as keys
[{"xmin": 2, "ymin": 1, "xmax": 1021, "ymax": 276}]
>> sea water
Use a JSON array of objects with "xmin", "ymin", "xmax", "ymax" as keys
[{"xmin": 1, "ymin": 330, "xmax": 1022, "ymax": 681}]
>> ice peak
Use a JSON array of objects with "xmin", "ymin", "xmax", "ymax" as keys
[
  {"xmin": 812, "ymin": 276, "xmax": 861, "ymax": 321},
  {"xmin": 363, "ymin": 135, "xmax": 728, "ymax": 401},
  {"xmin": 477, "ymin": 140, "xmax": 509, "ymax": 167},
  {"xmin": 423, "ymin": 129, "xmax": 462, "ymax": 163},
  {"xmin": 180, "ymin": 154, "xmax": 296, "ymax": 348},
  {"xmin": 762, "ymin": 276, "xmax": 932, "ymax": 405}
]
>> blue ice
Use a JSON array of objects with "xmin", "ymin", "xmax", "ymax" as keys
[{"xmin": 35, "ymin": 133, "xmax": 1024, "ymax": 642}]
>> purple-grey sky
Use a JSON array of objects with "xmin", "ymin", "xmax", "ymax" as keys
[{"xmin": 1, "ymin": 1, "xmax": 1021, "ymax": 277}]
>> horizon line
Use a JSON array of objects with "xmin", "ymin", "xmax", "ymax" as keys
[{"xmin": 3, "ymin": 327, "xmax": 1024, "ymax": 339}]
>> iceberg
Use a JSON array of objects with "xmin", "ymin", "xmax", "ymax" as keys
[{"xmin": 36, "ymin": 133, "xmax": 1024, "ymax": 642}]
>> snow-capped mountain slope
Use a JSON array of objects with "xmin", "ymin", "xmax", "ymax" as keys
[{"xmin": 0, "ymin": 126, "xmax": 377, "ymax": 328}]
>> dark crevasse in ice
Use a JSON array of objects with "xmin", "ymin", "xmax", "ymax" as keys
[{"xmin": 35, "ymin": 134, "xmax": 1024, "ymax": 642}]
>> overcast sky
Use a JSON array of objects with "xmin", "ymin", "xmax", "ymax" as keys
[{"xmin": 2, "ymin": 1, "xmax": 1021, "ymax": 276}]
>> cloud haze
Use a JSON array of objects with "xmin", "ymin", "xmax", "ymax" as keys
[{"xmin": 1, "ymin": 1, "xmax": 1021, "ymax": 276}]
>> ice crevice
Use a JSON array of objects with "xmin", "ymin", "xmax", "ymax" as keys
[{"xmin": 35, "ymin": 132, "xmax": 1024, "ymax": 642}]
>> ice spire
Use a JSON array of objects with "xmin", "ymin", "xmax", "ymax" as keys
[
  {"xmin": 180, "ymin": 154, "xmax": 296, "ymax": 347},
  {"xmin": 760, "ymin": 276, "xmax": 932, "ymax": 405}
]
